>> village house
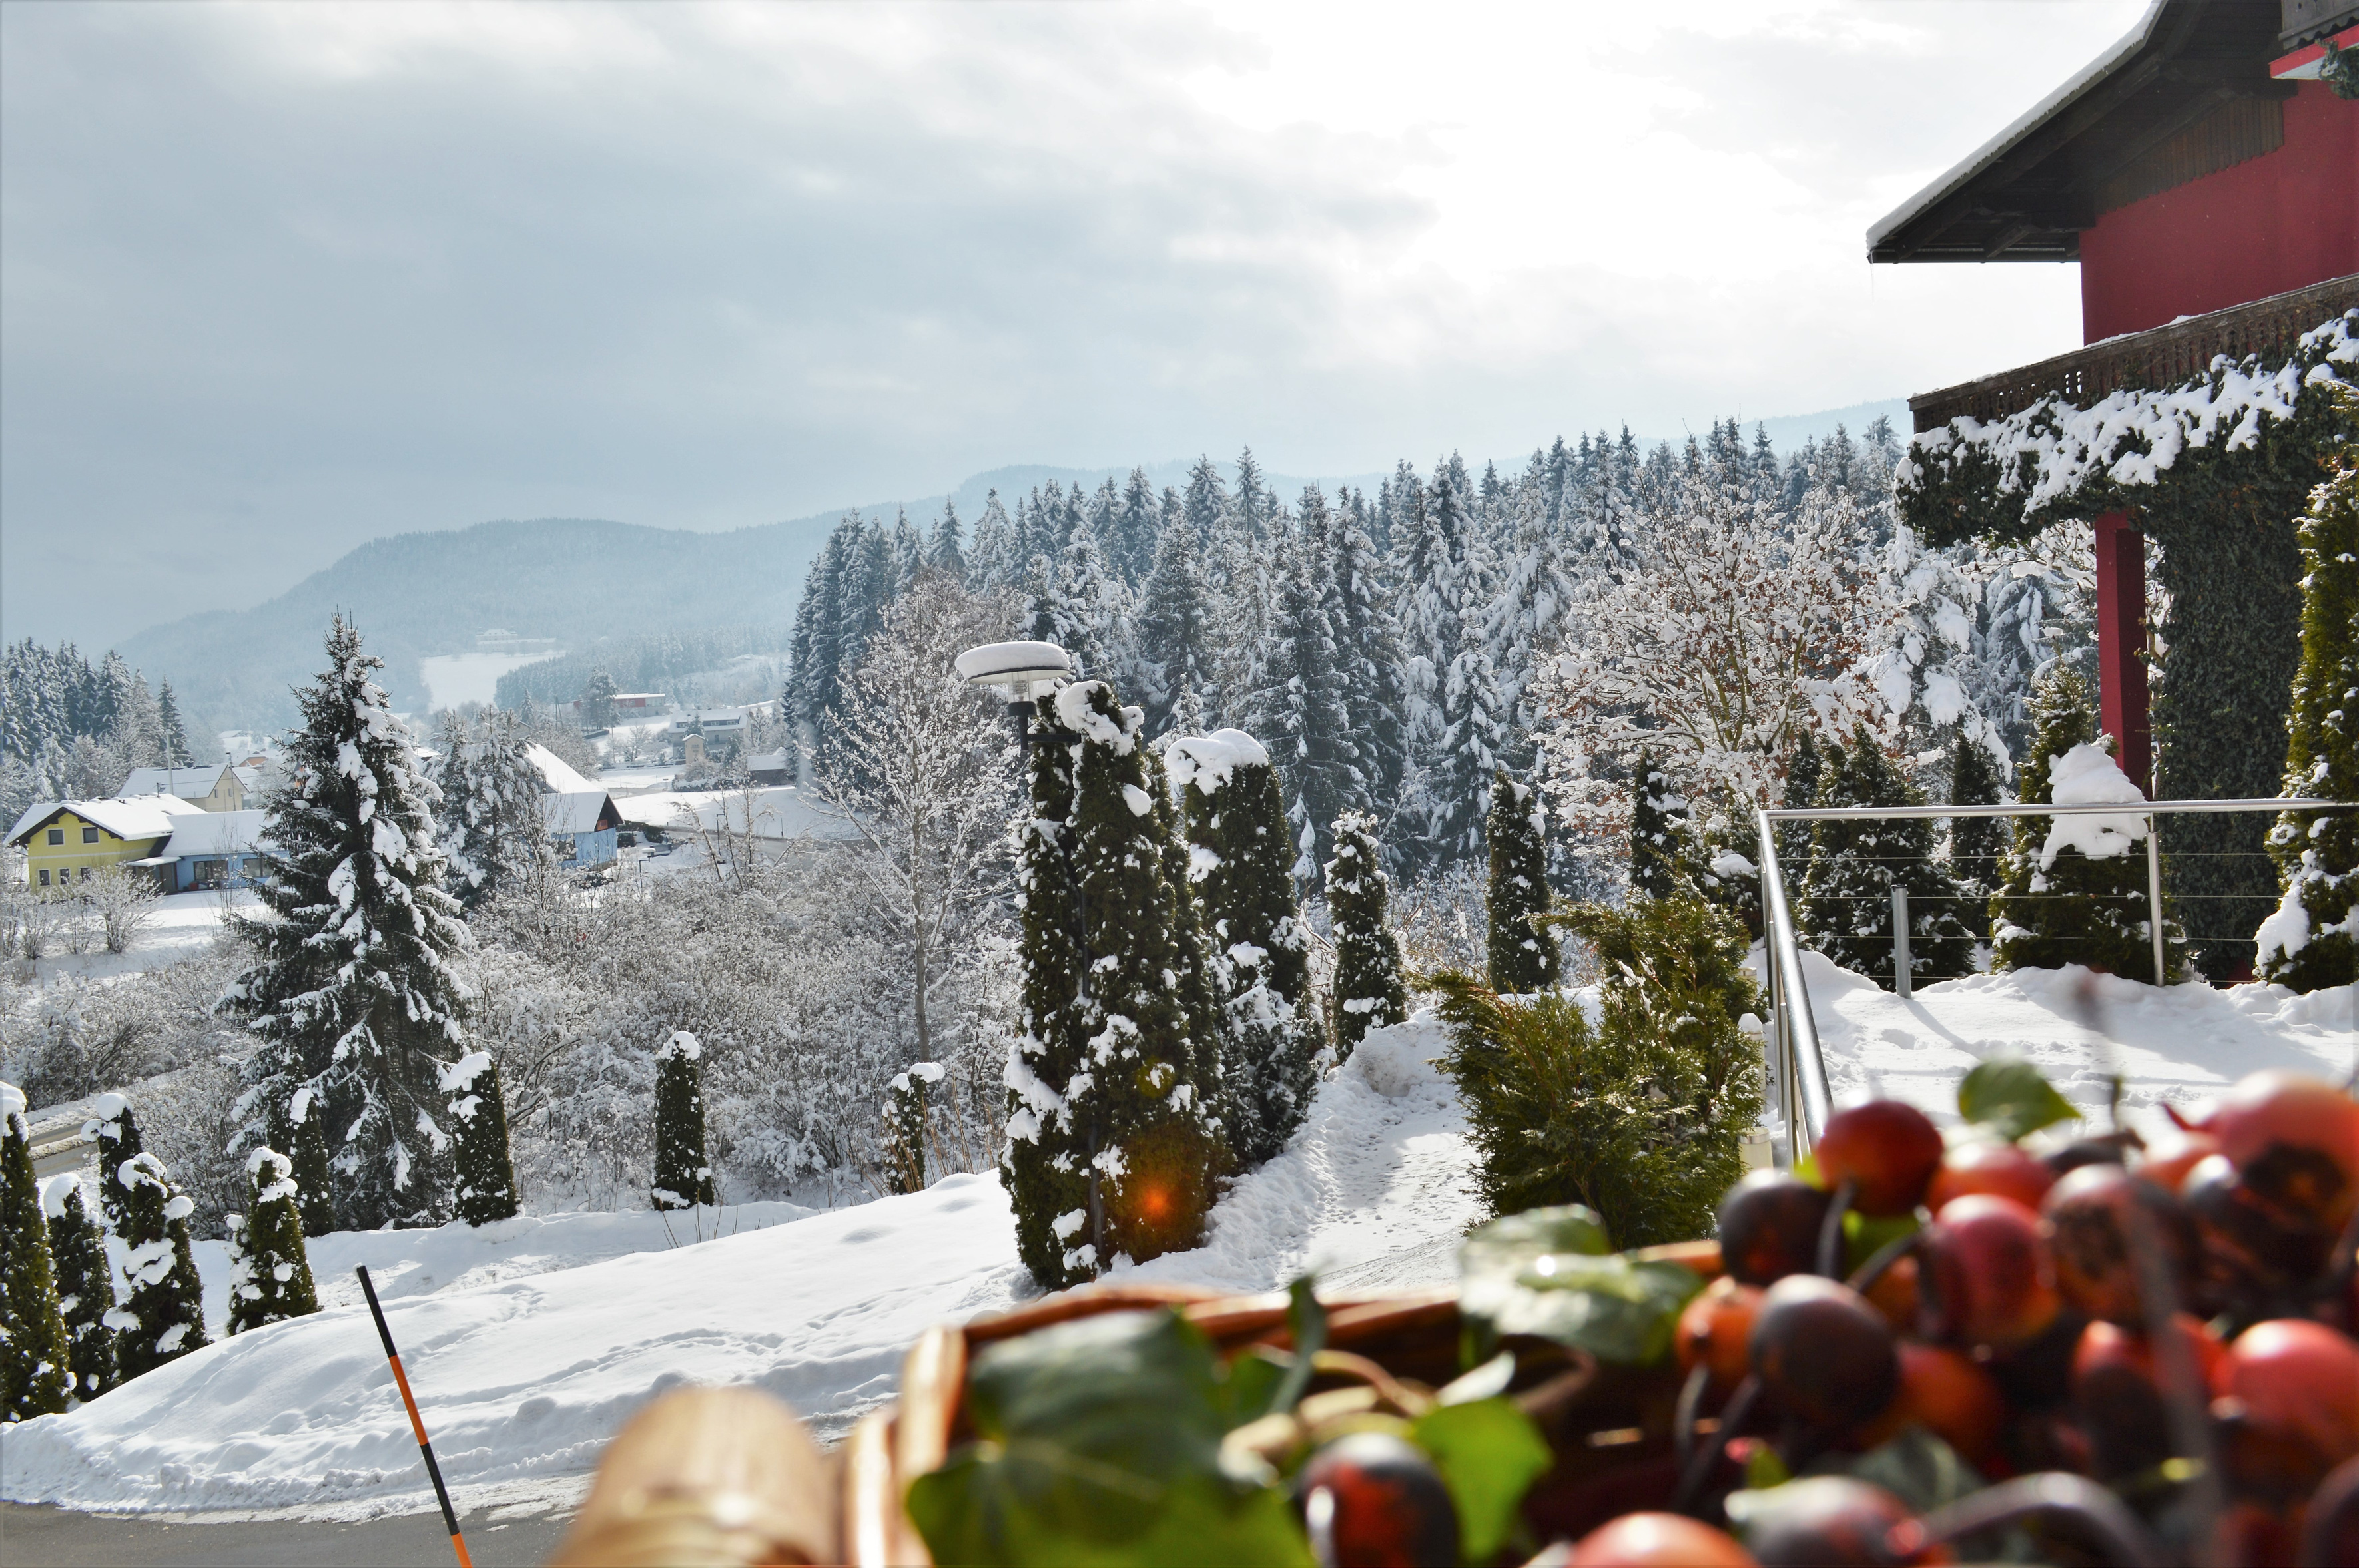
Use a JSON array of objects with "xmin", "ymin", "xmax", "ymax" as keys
[
  {"xmin": 115, "ymin": 762, "xmax": 258, "ymax": 813},
  {"xmin": 5, "ymin": 796, "xmax": 205, "ymax": 891}
]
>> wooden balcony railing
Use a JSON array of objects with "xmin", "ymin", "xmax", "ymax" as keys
[{"xmin": 1909, "ymin": 273, "xmax": 2359, "ymax": 433}]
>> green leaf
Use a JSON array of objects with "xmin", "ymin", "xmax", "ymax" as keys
[
  {"xmin": 1223, "ymin": 1348, "xmax": 1289, "ymax": 1428},
  {"xmin": 910, "ymin": 1455, "xmax": 1312, "ymax": 1568},
  {"xmin": 1461, "ymin": 1242, "xmax": 1704, "ymax": 1367},
  {"xmin": 1458, "ymin": 1205, "xmax": 1610, "ymax": 1286},
  {"xmin": 1265, "ymin": 1275, "xmax": 1327, "ymax": 1420},
  {"xmin": 1815, "ymin": 1425, "xmax": 1983, "ymax": 1513},
  {"xmin": 1412, "ymin": 1398, "xmax": 1553, "ymax": 1564},
  {"xmin": 1843, "ymin": 1209, "xmax": 1922, "ymax": 1276},
  {"xmin": 1957, "ymin": 1058, "xmax": 2081, "ymax": 1143}
]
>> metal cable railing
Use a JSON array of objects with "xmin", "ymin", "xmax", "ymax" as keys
[{"xmin": 1753, "ymin": 796, "xmax": 2346, "ymax": 1168}]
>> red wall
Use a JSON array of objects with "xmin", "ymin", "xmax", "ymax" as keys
[{"xmin": 2079, "ymin": 82, "xmax": 2358, "ymax": 343}]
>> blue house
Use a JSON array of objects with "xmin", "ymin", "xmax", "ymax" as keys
[
  {"xmin": 139, "ymin": 809, "xmax": 273, "ymax": 892},
  {"xmin": 545, "ymin": 791, "xmax": 622, "ymax": 868}
]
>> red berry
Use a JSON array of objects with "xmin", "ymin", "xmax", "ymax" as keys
[
  {"xmin": 2071, "ymin": 1314, "xmax": 2226, "ymax": 1481},
  {"xmin": 1564, "ymin": 1512, "xmax": 1757, "ymax": 1567},
  {"xmin": 1718, "ymin": 1172, "xmax": 1834, "ymax": 1286},
  {"xmin": 1816, "ymin": 1101, "xmax": 1945, "ymax": 1217},
  {"xmin": 1748, "ymin": 1274, "xmax": 1900, "ymax": 1433},
  {"xmin": 1856, "ymin": 1340, "xmax": 2007, "ymax": 1467},
  {"xmin": 1927, "ymin": 1139, "xmax": 2055, "ymax": 1214},
  {"xmin": 2223, "ymin": 1320, "xmax": 2359, "ymax": 1475},
  {"xmin": 1918, "ymin": 1194, "xmax": 2061, "ymax": 1350},
  {"xmin": 1735, "ymin": 1476, "xmax": 1923, "ymax": 1567},
  {"xmin": 2190, "ymin": 1071, "xmax": 2359, "ymax": 1234},
  {"xmin": 2040, "ymin": 1163, "xmax": 2201, "ymax": 1326},
  {"xmin": 1676, "ymin": 1276, "xmax": 1762, "ymax": 1392}
]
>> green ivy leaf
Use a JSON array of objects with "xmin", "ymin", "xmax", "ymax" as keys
[
  {"xmin": 1461, "ymin": 1236, "xmax": 1704, "ymax": 1367},
  {"xmin": 1957, "ymin": 1058, "xmax": 2080, "ymax": 1143},
  {"xmin": 1411, "ymin": 1398, "xmax": 1553, "ymax": 1564}
]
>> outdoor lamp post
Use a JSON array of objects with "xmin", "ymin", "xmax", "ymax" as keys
[{"xmin": 952, "ymin": 640, "xmax": 1073, "ymax": 754}]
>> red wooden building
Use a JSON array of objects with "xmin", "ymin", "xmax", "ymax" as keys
[{"xmin": 1870, "ymin": 0, "xmax": 2357, "ymax": 790}]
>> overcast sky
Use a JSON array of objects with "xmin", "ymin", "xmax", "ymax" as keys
[{"xmin": 1, "ymin": 0, "xmax": 2147, "ymax": 651}]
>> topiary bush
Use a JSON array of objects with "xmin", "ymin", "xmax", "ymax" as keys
[
  {"xmin": 43, "ymin": 1176, "xmax": 116, "ymax": 1400},
  {"xmin": 3, "ymin": 1083, "xmax": 72, "ymax": 1420},
  {"xmin": 1325, "ymin": 810, "xmax": 1407, "ymax": 1063},
  {"xmin": 1485, "ymin": 770, "xmax": 1558, "ymax": 993},
  {"xmin": 651, "ymin": 1031, "xmax": 717, "ymax": 1210},
  {"xmin": 226, "ymin": 1148, "xmax": 320, "ymax": 1335}
]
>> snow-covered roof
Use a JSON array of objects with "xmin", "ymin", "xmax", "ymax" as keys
[
  {"xmin": 617, "ymin": 786, "xmax": 858, "ymax": 842},
  {"xmin": 523, "ymin": 743, "xmax": 597, "ymax": 795},
  {"xmin": 5, "ymin": 794, "xmax": 206, "ymax": 849},
  {"xmin": 543, "ymin": 791, "xmax": 619, "ymax": 835},
  {"xmin": 156, "ymin": 810, "xmax": 271, "ymax": 860},
  {"xmin": 116, "ymin": 764, "xmax": 234, "ymax": 800}
]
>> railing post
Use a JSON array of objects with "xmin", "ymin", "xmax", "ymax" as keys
[
  {"xmin": 1891, "ymin": 884, "xmax": 1912, "ymax": 999},
  {"xmin": 2145, "ymin": 813, "xmax": 2167, "ymax": 985}
]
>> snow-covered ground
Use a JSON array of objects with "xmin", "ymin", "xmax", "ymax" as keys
[
  {"xmin": 418, "ymin": 652, "xmax": 564, "ymax": 710},
  {"xmin": 5, "ymin": 968, "xmax": 2350, "ymax": 1522},
  {"xmin": 21, "ymin": 888, "xmax": 256, "ymax": 988}
]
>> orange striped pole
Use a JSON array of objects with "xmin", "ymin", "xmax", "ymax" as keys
[{"xmin": 357, "ymin": 1266, "xmax": 474, "ymax": 1568}]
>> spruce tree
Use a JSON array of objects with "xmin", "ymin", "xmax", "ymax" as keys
[
  {"xmin": 1172, "ymin": 728, "xmax": 1322, "ymax": 1169},
  {"xmin": 2258, "ymin": 459, "xmax": 2358, "ymax": 991},
  {"xmin": 651, "ymin": 1031, "xmax": 716, "ymax": 1210},
  {"xmin": 1136, "ymin": 520, "xmax": 1217, "ymax": 740},
  {"xmin": 1486, "ymin": 770, "xmax": 1558, "ymax": 992},
  {"xmin": 231, "ymin": 615, "xmax": 473, "ymax": 1230},
  {"xmin": 1945, "ymin": 733, "xmax": 2008, "ymax": 940},
  {"xmin": 442, "ymin": 1051, "xmax": 520, "ymax": 1225},
  {"xmin": 1628, "ymin": 752, "xmax": 1686, "ymax": 900},
  {"xmin": 1799, "ymin": 729, "xmax": 1977, "ymax": 990},
  {"xmin": 1990, "ymin": 670, "xmax": 2186, "ymax": 980},
  {"xmin": 44, "ymin": 1178, "xmax": 115, "ymax": 1400},
  {"xmin": 1242, "ymin": 536, "xmax": 1357, "ymax": 885},
  {"xmin": 156, "ymin": 678, "xmax": 188, "ymax": 767},
  {"xmin": 1001, "ymin": 692, "xmax": 1094, "ymax": 1289},
  {"xmin": 226, "ymin": 1149, "xmax": 320, "ymax": 1335},
  {"xmin": 3, "ymin": 1084, "xmax": 72, "ymax": 1420},
  {"xmin": 579, "ymin": 668, "xmax": 620, "ymax": 730},
  {"xmin": 926, "ymin": 500, "xmax": 966, "ymax": 578},
  {"xmin": 431, "ymin": 707, "xmax": 549, "ymax": 909},
  {"xmin": 266, "ymin": 1087, "xmax": 338, "ymax": 1240},
  {"xmin": 1327, "ymin": 811, "xmax": 1407, "ymax": 1061},
  {"xmin": 1777, "ymin": 732, "xmax": 1824, "ymax": 888},
  {"xmin": 1063, "ymin": 682, "xmax": 1219, "ymax": 1264},
  {"xmin": 110, "ymin": 1146, "xmax": 210, "ymax": 1381}
]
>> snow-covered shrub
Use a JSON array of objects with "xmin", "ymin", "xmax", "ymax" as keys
[
  {"xmin": 87, "ymin": 866, "xmax": 157, "ymax": 956},
  {"xmin": 225, "ymin": 1147, "xmax": 318, "ymax": 1334},
  {"xmin": 41, "ymin": 1175, "xmax": 115, "ymax": 1400},
  {"xmin": 881, "ymin": 1063, "xmax": 942, "ymax": 1196},
  {"xmin": 1798, "ymin": 728, "xmax": 1977, "ymax": 991},
  {"xmin": 0, "ymin": 940, "xmax": 248, "ymax": 1109},
  {"xmin": 2258, "ymin": 453, "xmax": 2359, "ymax": 991},
  {"xmin": 3, "ymin": 1082, "xmax": 72, "ymax": 1420},
  {"xmin": 268, "ymin": 1085, "xmax": 337, "ymax": 1240},
  {"xmin": 1325, "ymin": 811, "xmax": 1405, "ymax": 1062},
  {"xmin": 651, "ymin": 1031, "xmax": 715, "ymax": 1210},
  {"xmin": 1485, "ymin": 770, "xmax": 1557, "ymax": 993},
  {"xmin": 442, "ymin": 1051, "xmax": 519, "ymax": 1225},
  {"xmin": 1944, "ymin": 730, "xmax": 2009, "ymax": 932},
  {"xmin": 103, "ymin": 1122, "xmax": 210, "ymax": 1381},
  {"xmin": 1431, "ymin": 894, "xmax": 1763, "ymax": 1248},
  {"xmin": 131, "ymin": 1057, "xmax": 250, "ymax": 1239}
]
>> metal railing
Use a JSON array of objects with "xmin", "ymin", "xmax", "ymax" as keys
[{"xmin": 1754, "ymin": 796, "xmax": 2344, "ymax": 1167}]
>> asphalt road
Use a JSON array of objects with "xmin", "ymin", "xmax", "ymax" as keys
[{"xmin": 0, "ymin": 1500, "xmax": 573, "ymax": 1567}]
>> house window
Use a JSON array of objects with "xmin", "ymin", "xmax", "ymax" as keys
[
  {"xmin": 46, "ymin": 828, "xmax": 63, "ymax": 845},
  {"xmin": 79, "ymin": 866, "xmax": 91, "ymax": 882},
  {"xmin": 82, "ymin": 826, "xmax": 100, "ymax": 844},
  {"xmin": 37, "ymin": 869, "xmax": 50, "ymax": 886}
]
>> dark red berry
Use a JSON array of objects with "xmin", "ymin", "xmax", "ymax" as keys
[
  {"xmin": 1718, "ymin": 1171, "xmax": 1835, "ymax": 1286},
  {"xmin": 1297, "ymin": 1432, "xmax": 1459, "ymax": 1568},
  {"xmin": 1747, "ymin": 1274, "xmax": 1899, "ymax": 1433},
  {"xmin": 1816, "ymin": 1101, "xmax": 1945, "ymax": 1217}
]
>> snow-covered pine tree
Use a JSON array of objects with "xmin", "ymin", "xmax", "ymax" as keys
[
  {"xmin": 232, "ymin": 616, "xmax": 472, "ymax": 1230},
  {"xmin": 968, "ymin": 490, "xmax": 1016, "ymax": 591},
  {"xmin": 651, "ymin": 1031, "xmax": 716, "ymax": 1210},
  {"xmin": 1327, "ymin": 811, "xmax": 1407, "ymax": 1061},
  {"xmin": 226, "ymin": 1149, "xmax": 319, "ymax": 1334},
  {"xmin": 580, "ymin": 668, "xmax": 620, "ymax": 730},
  {"xmin": 1002, "ymin": 691, "xmax": 1094, "ymax": 1289},
  {"xmin": 882, "ymin": 1062, "xmax": 942, "ymax": 1196},
  {"xmin": 42, "ymin": 1176, "xmax": 115, "ymax": 1400},
  {"xmin": 1241, "ymin": 530, "xmax": 1355, "ymax": 884},
  {"xmin": 1170, "ymin": 728, "xmax": 1321, "ymax": 1169},
  {"xmin": 1144, "ymin": 740, "xmax": 1223, "ymax": 1128},
  {"xmin": 1136, "ymin": 516, "xmax": 1217, "ymax": 740},
  {"xmin": 1799, "ymin": 729, "xmax": 1977, "ymax": 989},
  {"xmin": 1945, "ymin": 731, "xmax": 2008, "ymax": 939},
  {"xmin": 1776, "ymin": 732, "xmax": 1824, "ymax": 886},
  {"xmin": 156, "ymin": 679, "xmax": 188, "ymax": 767},
  {"xmin": 2258, "ymin": 457, "xmax": 2358, "ymax": 991},
  {"xmin": 431, "ymin": 707, "xmax": 548, "ymax": 909},
  {"xmin": 1990, "ymin": 670, "xmax": 2185, "ymax": 980},
  {"xmin": 87, "ymin": 1092, "xmax": 141, "ymax": 1236},
  {"xmin": 926, "ymin": 500, "xmax": 965, "ymax": 579},
  {"xmin": 1485, "ymin": 771, "xmax": 1558, "ymax": 993},
  {"xmin": 2, "ymin": 1083, "xmax": 72, "ymax": 1420},
  {"xmin": 1628, "ymin": 752, "xmax": 1686, "ymax": 900},
  {"xmin": 108, "ymin": 1143, "xmax": 209, "ymax": 1381},
  {"xmin": 1062, "ymin": 681, "xmax": 1217, "ymax": 1265},
  {"xmin": 1405, "ymin": 470, "xmax": 1493, "ymax": 868},
  {"xmin": 441, "ymin": 1050, "xmax": 519, "ymax": 1224},
  {"xmin": 1114, "ymin": 468, "xmax": 1158, "ymax": 585},
  {"xmin": 1323, "ymin": 498, "xmax": 1408, "ymax": 814}
]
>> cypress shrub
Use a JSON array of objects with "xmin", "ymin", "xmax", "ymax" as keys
[
  {"xmin": 111, "ymin": 1146, "xmax": 210, "ymax": 1382},
  {"xmin": 87, "ymin": 1092, "xmax": 141, "ymax": 1236},
  {"xmin": 882, "ymin": 1064, "xmax": 942, "ymax": 1196},
  {"xmin": 651, "ymin": 1031, "xmax": 717, "ymax": 1210},
  {"xmin": 2258, "ymin": 457, "xmax": 2359, "ymax": 991},
  {"xmin": 267, "ymin": 1087, "xmax": 338, "ymax": 1240},
  {"xmin": 1627, "ymin": 751, "xmax": 1686, "ymax": 900},
  {"xmin": 1431, "ymin": 895, "xmax": 1763, "ymax": 1248},
  {"xmin": 1800, "ymin": 728, "xmax": 1978, "ymax": 989},
  {"xmin": 1172, "ymin": 728, "xmax": 1321, "ymax": 1169},
  {"xmin": 442, "ymin": 1052, "xmax": 520, "ymax": 1226},
  {"xmin": 2, "ymin": 1084, "xmax": 72, "ymax": 1420},
  {"xmin": 1945, "ymin": 732, "xmax": 2009, "ymax": 937},
  {"xmin": 1485, "ymin": 770, "xmax": 1558, "ymax": 993},
  {"xmin": 1776, "ymin": 731, "xmax": 1824, "ymax": 884},
  {"xmin": 226, "ymin": 1149, "xmax": 320, "ymax": 1335},
  {"xmin": 1326, "ymin": 810, "xmax": 1407, "ymax": 1061},
  {"xmin": 43, "ymin": 1178, "xmax": 115, "ymax": 1400}
]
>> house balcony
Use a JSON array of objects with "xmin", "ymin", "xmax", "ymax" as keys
[{"xmin": 1907, "ymin": 271, "xmax": 2359, "ymax": 433}]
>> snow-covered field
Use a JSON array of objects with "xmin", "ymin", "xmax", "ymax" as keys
[
  {"xmin": 21, "ymin": 888, "xmax": 256, "ymax": 988},
  {"xmin": 4, "ymin": 968, "xmax": 2350, "ymax": 1521},
  {"xmin": 418, "ymin": 652, "xmax": 563, "ymax": 710}
]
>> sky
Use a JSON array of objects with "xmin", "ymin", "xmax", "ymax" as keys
[{"xmin": 0, "ymin": 0, "xmax": 2149, "ymax": 652}]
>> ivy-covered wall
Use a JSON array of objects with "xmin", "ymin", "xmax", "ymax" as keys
[{"xmin": 1898, "ymin": 311, "xmax": 2358, "ymax": 977}]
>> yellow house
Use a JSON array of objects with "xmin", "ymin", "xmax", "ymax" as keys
[
  {"xmin": 6, "ymin": 796, "xmax": 202, "ymax": 893},
  {"xmin": 115, "ymin": 763, "xmax": 254, "ymax": 813}
]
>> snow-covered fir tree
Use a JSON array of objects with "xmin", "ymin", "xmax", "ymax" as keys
[
  {"xmin": 1136, "ymin": 515, "xmax": 1217, "ymax": 740},
  {"xmin": 651, "ymin": 1031, "xmax": 716, "ymax": 1210},
  {"xmin": 1241, "ymin": 523, "xmax": 1357, "ymax": 883},
  {"xmin": 2, "ymin": 1083, "xmax": 72, "ymax": 1420},
  {"xmin": 430, "ymin": 706, "xmax": 549, "ymax": 909},
  {"xmin": 226, "ymin": 1148, "xmax": 319, "ymax": 1335},
  {"xmin": 155, "ymin": 679, "xmax": 189, "ymax": 767},
  {"xmin": 926, "ymin": 500, "xmax": 965, "ymax": 577},
  {"xmin": 1628, "ymin": 753, "xmax": 1686, "ymax": 900},
  {"xmin": 1170, "ymin": 728, "xmax": 1321, "ymax": 1169},
  {"xmin": 269, "ymin": 1087, "xmax": 338, "ymax": 1240},
  {"xmin": 230, "ymin": 616, "xmax": 474, "ymax": 1231},
  {"xmin": 2258, "ymin": 457, "xmax": 2358, "ymax": 991},
  {"xmin": 967, "ymin": 490, "xmax": 1017, "ymax": 591},
  {"xmin": 1323, "ymin": 494, "xmax": 1409, "ymax": 816},
  {"xmin": 1485, "ymin": 771, "xmax": 1558, "ymax": 992},
  {"xmin": 1774, "ymin": 733, "xmax": 1824, "ymax": 888},
  {"xmin": 1990, "ymin": 671, "xmax": 2185, "ymax": 981},
  {"xmin": 579, "ymin": 668, "xmax": 620, "ymax": 730},
  {"xmin": 1944, "ymin": 731, "xmax": 2008, "ymax": 937},
  {"xmin": 882, "ymin": 1061, "xmax": 942, "ymax": 1196},
  {"xmin": 42, "ymin": 1176, "xmax": 115, "ymax": 1400},
  {"xmin": 107, "ymin": 1137, "xmax": 210, "ymax": 1381},
  {"xmin": 442, "ymin": 1051, "xmax": 519, "ymax": 1224},
  {"xmin": 1327, "ymin": 811, "xmax": 1407, "ymax": 1061},
  {"xmin": 1798, "ymin": 729, "xmax": 1977, "ymax": 990}
]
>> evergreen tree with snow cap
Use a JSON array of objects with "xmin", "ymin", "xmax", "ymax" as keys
[
  {"xmin": 42, "ymin": 1175, "xmax": 115, "ymax": 1400},
  {"xmin": 1062, "ymin": 680, "xmax": 1219, "ymax": 1265},
  {"xmin": 442, "ymin": 1051, "xmax": 519, "ymax": 1224},
  {"xmin": 3, "ymin": 1083, "xmax": 72, "ymax": 1420},
  {"xmin": 85, "ymin": 1092, "xmax": 142, "ymax": 1237},
  {"xmin": 1944, "ymin": 731, "xmax": 2008, "ymax": 938},
  {"xmin": 1001, "ymin": 691, "xmax": 1094, "ymax": 1288},
  {"xmin": 1136, "ymin": 519, "xmax": 1218, "ymax": 741},
  {"xmin": 883, "ymin": 1063, "xmax": 942, "ymax": 1196},
  {"xmin": 226, "ymin": 1148, "xmax": 320, "ymax": 1335},
  {"xmin": 1800, "ymin": 728, "xmax": 1978, "ymax": 989},
  {"xmin": 108, "ymin": 1140, "xmax": 210, "ymax": 1381},
  {"xmin": 651, "ymin": 1031, "xmax": 716, "ymax": 1210},
  {"xmin": 430, "ymin": 706, "xmax": 549, "ymax": 910},
  {"xmin": 231, "ymin": 615, "xmax": 474, "ymax": 1230},
  {"xmin": 1327, "ymin": 811, "xmax": 1407, "ymax": 1061},
  {"xmin": 1628, "ymin": 751, "xmax": 1686, "ymax": 900},
  {"xmin": 1485, "ymin": 770, "xmax": 1558, "ymax": 993},
  {"xmin": 2258, "ymin": 457, "xmax": 2358, "ymax": 991},
  {"xmin": 1170, "ymin": 726, "xmax": 1321, "ymax": 1169}
]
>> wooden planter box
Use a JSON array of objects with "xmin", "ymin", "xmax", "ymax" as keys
[{"xmin": 845, "ymin": 1242, "xmax": 1722, "ymax": 1567}]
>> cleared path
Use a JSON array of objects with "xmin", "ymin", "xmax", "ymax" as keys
[{"xmin": 0, "ymin": 1500, "xmax": 571, "ymax": 1567}]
